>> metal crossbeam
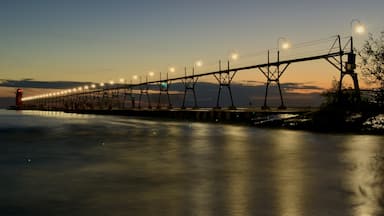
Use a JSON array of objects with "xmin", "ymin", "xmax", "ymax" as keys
[{"xmin": 89, "ymin": 51, "xmax": 346, "ymax": 93}]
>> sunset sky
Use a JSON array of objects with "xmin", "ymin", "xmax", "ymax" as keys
[{"xmin": 1, "ymin": 0, "xmax": 384, "ymax": 99}]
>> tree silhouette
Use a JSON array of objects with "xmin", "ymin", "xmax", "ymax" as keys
[
  {"xmin": 359, "ymin": 31, "xmax": 384, "ymax": 86},
  {"xmin": 359, "ymin": 31, "xmax": 384, "ymax": 106}
]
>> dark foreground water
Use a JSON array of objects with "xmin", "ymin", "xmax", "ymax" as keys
[{"xmin": 1, "ymin": 110, "xmax": 383, "ymax": 216}]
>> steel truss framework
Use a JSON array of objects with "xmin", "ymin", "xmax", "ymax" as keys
[
  {"xmin": 157, "ymin": 72, "xmax": 172, "ymax": 109},
  {"xmin": 22, "ymin": 35, "xmax": 360, "ymax": 110},
  {"xmin": 214, "ymin": 60, "xmax": 237, "ymax": 109},
  {"xmin": 137, "ymin": 77, "xmax": 152, "ymax": 109},
  {"xmin": 181, "ymin": 67, "xmax": 199, "ymax": 109}
]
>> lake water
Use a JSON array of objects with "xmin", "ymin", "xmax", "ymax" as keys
[{"xmin": 0, "ymin": 109, "xmax": 383, "ymax": 216}]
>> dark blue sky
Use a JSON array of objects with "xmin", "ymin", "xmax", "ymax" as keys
[{"xmin": 0, "ymin": 0, "xmax": 383, "ymax": 87}]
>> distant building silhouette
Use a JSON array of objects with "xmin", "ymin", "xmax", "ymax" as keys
[{"xmin": 16, "ymin": 88, "xmax": 23, "ymax": 108}]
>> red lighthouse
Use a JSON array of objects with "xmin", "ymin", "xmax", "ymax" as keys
[{"xmin": 16, "ymin": 88, "xmax": 23, "ymax": 108}]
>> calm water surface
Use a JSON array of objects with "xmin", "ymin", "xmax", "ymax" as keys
[{"xmin": 0, "ymin": 109, "xmax": 383, "ymax": 216}]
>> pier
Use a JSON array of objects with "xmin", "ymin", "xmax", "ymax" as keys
[{"xmin": 20, "ymin": 35, "xmax": 360, "ymax": 119}]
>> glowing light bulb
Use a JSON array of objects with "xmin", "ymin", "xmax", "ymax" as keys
[
  {"xmin": 231, "ymin": 53, "xmax": 239, "ymax": 60},
  {"xmin": 355, "ymin": 25, "xmax": 365, "ymax": 34}
]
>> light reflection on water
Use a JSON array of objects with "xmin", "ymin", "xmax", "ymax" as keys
[
  {"xmin": 342, "ymin": 136, "xmax": 384, "ymax": 216},
  {"xmin": 223, "ymin": 126, "xmax": 250, "ymax": 216},
  {"xmin": 0, "ymin": 110, "xmax": 383, "ymax": 216},
  {"xmin": 272, "ymin": 130, "xmax": 306, "ymax": 216}
]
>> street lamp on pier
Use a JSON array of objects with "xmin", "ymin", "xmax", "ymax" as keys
[
  {"xmin": 148, "ymin": 71, "xmax": 155, "ymax": 83},
  {"xmin": 277, "ymin": 37, "xmax": 290, "ymax": 52},
  {"xmin": 194, "ymin": 60, "xmax": 203, "ymax": 75},
  {"xmin": 132, "ymin": 75, "xmax": 139, "ymax": 84},
  {"xmin": 195, "ymin": 60, "xmax": 203, "ymax": 67},
  {"xmin": 351, "ymin": 19, "xmax": 365, "ymax": 35},
  {"xmin": 230, "ymin": 52, "xmax": 239, "ymax": 61},
  {"xmin": 119, "ymin": 78, "xmax": 125, "ymax": 85},
  {"xmin": 276, "ymin": 37, "xmax": 290, "ymax": 63},
  {"xmin": 229, "ymin": 51, "xmax": 239, "ymax": 68},
  {"xmin": 169, "ymin": 67, "xmax": 176, "ymax": 73}
]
